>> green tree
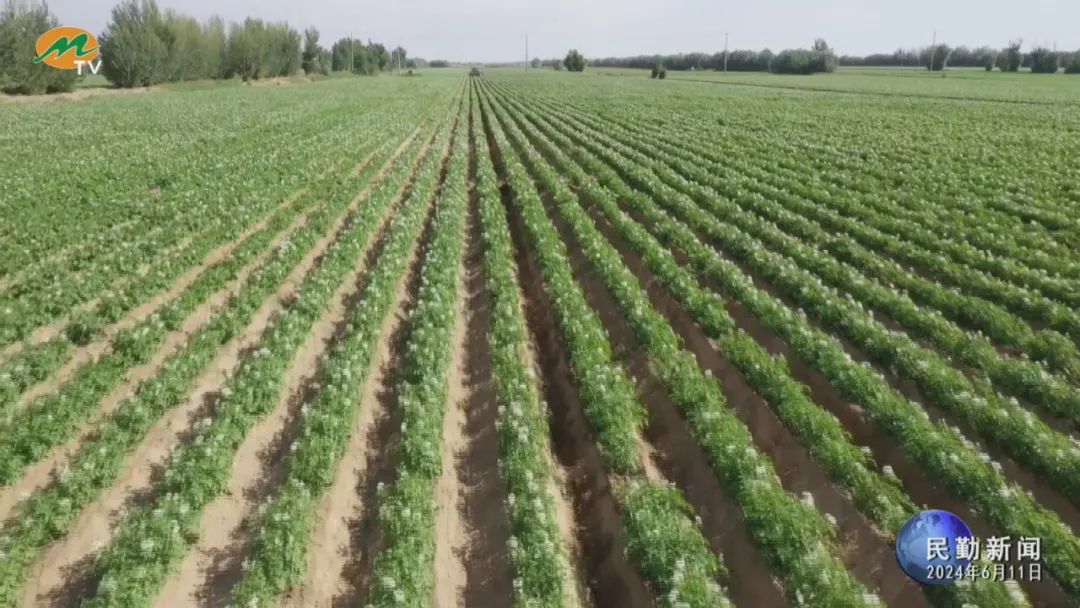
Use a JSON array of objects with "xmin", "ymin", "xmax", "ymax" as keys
[
  {"xmin": 100, "ymin": 0, "xmax": 168, "ymax": 87},
  {"xmin": 1066, "ymin": 52, "xmax": 1080, "ymax": 74},
  {"xmin": 530, "ymin": 56, "xmax": 541, "ymax": 68},
  {"xmin": 564, "ymin": 48, "xmax": 585, "ymax": 72},
  {"xmin": 301, "ymin": 26, "xmax": 323, "ymax": 75},
  {"xmin": 1028, "ymin": 47, "xmax": 1058, "ymax": 73},
  {"xmin": 0, "ymin": 0, "xmax": 77, "ymax": 94},
  {"xmin": 390, "ymin": 45, "xmax": 406, "ymax": 72},
  {"xmin": 650, "ymin": 59, "xmax": 666, "ymax": 79},
  {"xmin": 996, "ymin": 39, "xmax": 1022, "ymax": 71},
  {"xmin": 922, "ymin": 44, "xmax": 951, "ymax": 71}
]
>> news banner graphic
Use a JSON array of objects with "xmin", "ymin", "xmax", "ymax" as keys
[{"xmin": 896, "ymin": 509, "xmax": 1043, "ymax": 585}]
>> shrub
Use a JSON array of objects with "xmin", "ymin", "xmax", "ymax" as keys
[
  {"xmin": 0, "ymin": 0, "xmax": 77, "ymax": 94},
  {"xmin": 770, "ymin": 39, "xmax": 836, "ymax": 74},
  {"xmin": 922, "ymin": 44, "xmax": 950, "ymax": 71},
  {"xmin": 996, "ymin": 39, "xmax": 1022, "ymax": 72},
  {"xmin": 564, "ymin": 48, "xmax": 585, "ymax": 72},
  {"xmin": 429, "ymin": 59, "xmax": 449, "ymax": 68},
  {"xmin": 1066, "ymin": 52, "xmax": 1080, "ymax": 74},
  {"xmin": 1028, "ymin": 47, "xmax": 1058, "ymax": 73},
  {"xmin": 650, "ymin": 59, "xmax": 666, "ymax": 79}
]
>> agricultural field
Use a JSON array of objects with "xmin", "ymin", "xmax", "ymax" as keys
[{"xmin": 0, "ymin": 65, "xmax": 1079, "ymax": 608}]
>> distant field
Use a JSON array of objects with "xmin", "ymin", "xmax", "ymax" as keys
[
  {"xmin": 591, "ymin": 65, "xmax": 1080, "ymax": 104},
  {"xmin": 2, "ymin": 66, "xmax": 1080, "ymax": 607}
]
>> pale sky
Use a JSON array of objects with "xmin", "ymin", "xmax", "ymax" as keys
[{"xmin": 48, "ymin": 0, "xmax": 1080, "ymax": 63}]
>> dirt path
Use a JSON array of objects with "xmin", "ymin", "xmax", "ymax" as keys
[
  {"xmin": 432, "ymin": 182, "xmax": 514, "ymax": 608},
  {"xmin": 17, "ymin": 135, "xmax": 419, "ymax": 608}
]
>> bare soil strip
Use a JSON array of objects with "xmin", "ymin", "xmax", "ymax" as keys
[
  {"xmin": 582, "ymin": 201, "xmax": 930, "ymax": 606},
  {"xmin": 432, "ymin": 181, "xmax": 514, "ymax": 608},
  {"xmin": 17, "ymin": 134, "xmax": 420, "ymax": 607}
]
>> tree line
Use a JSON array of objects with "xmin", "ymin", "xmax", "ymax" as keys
[
  {"xmin": 588, "ymin": 38, "xmax": 1080, "ymax": 75},
  {"xmin": 0, "ymin": 0, "xmax": 411, "ymax": 94},
  {"xmin": 590, "ymin": 40, "xmax": 838, "ymax": 74},
  {"xmin": 841, "ymin": 41, "xmax": 1078, "ymax": 73}
]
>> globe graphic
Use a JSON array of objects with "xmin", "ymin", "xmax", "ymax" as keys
[{"xmin": 895, "ymin": 509, "xmax": 974, "ymax": 585}]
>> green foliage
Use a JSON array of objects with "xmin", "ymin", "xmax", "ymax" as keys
[
  {"xmin": 530, "ymin": 56, "xmax": 541, "ymax": 68},
  {"xmin": 101, "ymin": 0, "xmax": 227, "ymax": 87},
  {"xmin": 429, "ymin": 59, "xmax": 449, "ymax": 67},
  {"xmin": 222, "ymin": 18, "xmax": 300, "ymax": 81},
  {"xmin": 770, "ymin": 39, "xmax": 836, "ymax": 74},
  {"xmin": 1067, "ymin": 51, "xmax": 1080, "ymax": 74},
  {"xmin": 922, "ymin": 43, "xmax": 951, "ymax": 71},
  {"xmin": 329, "ymin": 37, "xmax": 398, "ymax": 75},
  {"xmin": 996, "ymin": 39, "xmax": 1022, "ymax": 71},
  {"xmin": 390, "ymin": 45, "xmax": 406, "ymax": 71},
  {"xmin": 563, "ymin": 48, "xmax": 585, "ymax": 72},
  {"xmin": 301, "ymin": 26, "xmax": 328, "ymax": 75},
  {"xmin": 0, "ymin": 0, "xmax": 77, "ymax": 94},
  {"xmin": 650, "ymin": 59, "xmax": 666, "ymax": 79},
  {"xmin": 1028, "ymin": 47, "xmax": 1059, "ymax": 73}
]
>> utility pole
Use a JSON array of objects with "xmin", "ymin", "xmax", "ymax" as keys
[
  {"xmin": 929, "ymin": 30, "xmax": 936, "ymax": 75},
  {"xmin": 525, "ymin": 33, "xmax": 529, "ymax": 76},
  {"xmin": 723, "ymin": 32, "xmax": 729, "ymax": 73}
]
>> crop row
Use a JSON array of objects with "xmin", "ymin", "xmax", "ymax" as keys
[
  {"xmin": 0, "ymin": 84, "xmax": 416, "ymax": 277},
  {"xmin": 492, "ymin": 82, "xmax": 1080, "ymax": 385},
  {"xmin": 701, "ymin": 117, "xmax": 1080, "ymax": 287},
  {"xmin": 483, "ymin": 83, "xmax": 744, "ymax": 608},
  {"xmin": 0, "ymin": 135, "xmax": 395, "ymax": 484},
  {"xmin": 359, "ymin": 86, "xmax": 469, "ymax": 608},
  {"xmin": 235, "ymin": 89, "xmax": 464, "ymax": 606},
  {"xmin": 481, "ymin": 77, "xmax": 1080, "ymax": 598},
  {"xmin": 0, "ymin": 154, "xmax": 344, "ymax": 416},
  {"xmin": 494, "ymin": 82, "xmax": 1080, "ymax": 505},
  {"xmin": 504, "ymin": 88, "xmax": 1080, "ymax": 425},
  {"xmin": 80, "ymin": 111, "xmax": 448, "ymax": 608},
  {"xmin": 0, "ymin": 119, "xmax": 342, "ymax": 346},
  {"xmin": 631, "ymin": 116, "xmax": 1080, "ymax": 345},
  {"xmin": 593, "ymin": 101, "xmax": 1080, "ymax": 373},
  {"xmin": 470, "ymin": 85, "xmax": 569, "ymax": 606},
  {"xmin": 517, "ymin": 77, "xmax": 1080, "ymax": 347},
  {"xmin": 0, "ymin": 124, "xmax": 432, "ymax": 607},
  {"xmin": 483, "ymin": 80, "xmax": 1020, "ymax": 608}
]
